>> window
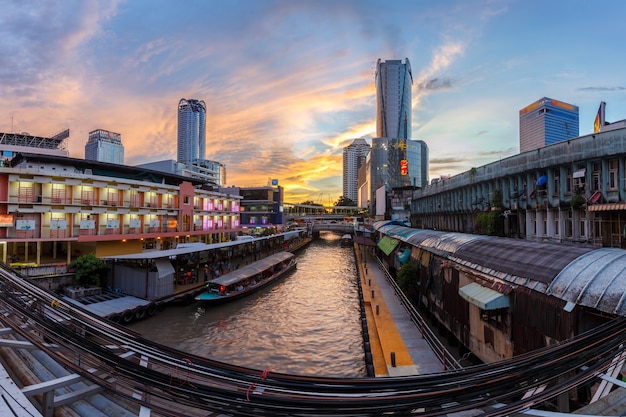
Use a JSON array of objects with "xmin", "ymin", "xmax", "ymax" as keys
[
  {"xmin": 609, "ymin": 159, "xmax": 618, "ymax": 190},
  {"xmin": 184, "ymin": 195, "xmax": 190, "ymax": 204},
  {"xmin": 553, "ymin": 169, "xmax": 560, "ymax": 195},
  {"xmin": 483, "ymin": 325, "xmax": 494, "ymax": 348},
  {"xmin": 481, "ymin": 307, "xmax": 508, "ymax": 331}
]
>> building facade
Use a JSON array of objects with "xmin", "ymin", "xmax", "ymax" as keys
[
  {"xmin": 411, "ymin": 126, "xmax": 626, "ymax": 249},
  {"xmin": 375, "ymin": 58, "xmax": 413, "ymax": 140},
  {"xmin": 85, "ymin": 129, "xmax": 124, "ymax": 164},
  {"xmin": 223, "ymin": 185, "xmax": 284, "ymax": 234},
  {"xmin": 342, "ymin": 138, "xmax": 370, "ymax": 204},
  {"xmin": 0, "ymin": 153, "xmax": 241, "ymax": 267},
  {"xmin": 366, "ymin": 138, "xmax": 427, "ymax": 217},
  {"xmin": 519, "ymin": 97, "xmax": 579, "ymax": 153},
  {"xmin": 177, "ymin": 98, "xmax": 206, "ymax": 163}
]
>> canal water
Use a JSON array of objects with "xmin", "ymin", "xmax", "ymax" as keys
[{"xmin": 128, "ymin": 232, "xmax": 366, "ymax": 377}]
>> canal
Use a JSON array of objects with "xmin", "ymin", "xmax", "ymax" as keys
[{"xmin": 128, "ymin": 232, "xmax": 366, "ymax": 377}]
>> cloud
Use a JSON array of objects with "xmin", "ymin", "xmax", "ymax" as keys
[
  {"xmin": 417, "ymin": 78, "xmax": 454, "ymax": 92},
  {"xmin": 578, "ymin": 86, "xmax": 626, "ymax": 92}
]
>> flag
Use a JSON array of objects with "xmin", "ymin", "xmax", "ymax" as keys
[{"xmin": 594, "ymin": 102, "xmax": 606, "ymax": 133}]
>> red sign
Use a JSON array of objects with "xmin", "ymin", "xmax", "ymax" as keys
[{"xmin": 400, "ymin": 159, "xmax": 408, "ymax": 175}]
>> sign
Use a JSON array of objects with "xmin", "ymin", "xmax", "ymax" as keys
[
  {"xmin": 0, "ymin": 214, "xmax": 13, "ymax": 227},
  {"xmin": 50, "ymin": 219, "xmax": 67, "ymax": 230},
  {"xmin": 16, "ymin": 219, "xmax": 35, "ymax": 230},
  {"xmin": 271, "ymin": 179, "xmax": 278, "ymax": 186},
  {"xmin": 79, "ymin": 219, "xmax": 96, "ymax": 230},
  {"xmin": 400, "ymin": 159, "xmax": 408, "ymax": 175}
]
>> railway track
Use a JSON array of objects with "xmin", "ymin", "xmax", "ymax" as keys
[{"xmin": 0, "ymin": 263, "xmax": 624, "ymax": 416}]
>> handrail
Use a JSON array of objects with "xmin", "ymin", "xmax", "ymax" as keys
[{"xmin": 374, "ymin": 255, "xmax": 463, "ymax": 370}]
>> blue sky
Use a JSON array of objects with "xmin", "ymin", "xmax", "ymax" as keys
[{"xmin": 1, "ymin": 0, "xmax": 625, "ymax": 204}]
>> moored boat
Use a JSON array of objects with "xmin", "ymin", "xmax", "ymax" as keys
[
  {"xmin": 195, "ymin": 251, "xmax": 296, "ymax": 303},
  {"xmin": 340, "ymin": 234, "xmax": 353, "ymax": 247}
]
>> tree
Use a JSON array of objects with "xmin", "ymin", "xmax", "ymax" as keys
[
  {"xmin": 334, "ymin": 196, "xmax": 356, "ymax": 206},
  {"xmin": 396, "ymin": 263, "xmax": 420, "ymax": 302},
  {"xmin": 69, "ymin": 254, "xmax": 108, "ymax": 286}
]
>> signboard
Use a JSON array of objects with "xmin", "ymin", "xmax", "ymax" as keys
[
  {"xmin": 50, "ymin": 219, "xmax": 67, "ymax": 230},
  {"xmin": 0, "ymin": 214, "xmax": 13, "ymax": 227},
  {"xmin": 16, "ymin": 220, "xmax": 35, "ymax": 230},
  {"xmin": 129, "ymin": 218, "xmax": 141, "ymax": 228},
  {"xmin": 79, "ymin": 219, "xmax": 96, "ymax": 230},
  {"xmin": 400, "ymin": 159, "xmax": 408, "ymax": 175}
]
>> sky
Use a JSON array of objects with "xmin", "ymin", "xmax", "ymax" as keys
[{"xmin": 1, "ymin": 0, "xmax": 625, "ymax": 205}]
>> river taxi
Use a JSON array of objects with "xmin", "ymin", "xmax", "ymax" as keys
[
  {"xmin": 340, "ymin": 234, "xmax": 353, "ymax": 247},
  {"xmin": 195, "ymin": 251, "xmax": 296, "ymax": 304}
]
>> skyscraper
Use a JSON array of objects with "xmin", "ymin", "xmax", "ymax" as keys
[
  {"xmin": 85, "ymin": 129, "xmax": 124, "ymax": 164},
  {"xmin": 177, "ymin": 98, "xmax": 206, "ymax": 163},
  {"xmin": 343, "ymin": 138, "xmax": 370, "ymax": 204},
  {"xmin": 519, "ymin": 97, "xmax": 579, "ymax": 153},
  {"xmin": 375, "ymin": 58, "xmax": 413, "ymax": 140}
]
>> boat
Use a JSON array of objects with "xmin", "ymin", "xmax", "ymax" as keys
[
  {"xmin": 340, "ymin": 234, "xmax": 353, "ymax": 247},
  {"xmin": 195, "ymin": 251, "xmax": 296, "ymax": 303}
]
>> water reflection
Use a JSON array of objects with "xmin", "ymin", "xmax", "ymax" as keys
[{"xmin": 129, "ymin": 232, "xmax": 365, "ymax": 377}]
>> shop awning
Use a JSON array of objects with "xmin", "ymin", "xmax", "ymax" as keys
[
  {"xmin": 377, "ymin": 235, "xmax": 399, "ymax": 256},
  {"xmin": 588, "ymin": 203, "xmax": 626, "ymax": 211},
  {"xmin": 459, "ymin": 282, "xmax": 510, "ymax": 310}
]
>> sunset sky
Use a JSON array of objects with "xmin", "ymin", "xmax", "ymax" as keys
[{"xmin": 1, "ymin": 0, "xmax": 625, "ymax": 204}]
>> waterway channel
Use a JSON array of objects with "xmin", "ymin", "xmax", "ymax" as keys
[{"xmin": 128, "ymin": 232, "xmax": 366, "ymax": 377}]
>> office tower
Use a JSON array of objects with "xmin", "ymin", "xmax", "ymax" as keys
[
  {"xmin": 407, "ymin": 139, "xmax": 429, "ymax": 188},
  {"xmin": 375, "ymin": 58, "xmax": 413, "ymax": 140},
  {"xmin": 177, "ymin": 98, "xmax": 206, "ymax": 163},
  {"xmin": 342, "ymin": 138, "xmax": 370, "ymax": 203},
  {"xmin": 519, "ymin": 97, "xmax": 579, "ymax": 153},
  {"xmin": 85, "ymin": 129, "xmax": 124, "ymax": 164}
]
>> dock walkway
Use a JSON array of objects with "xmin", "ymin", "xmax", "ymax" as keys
[{"xmin": 356, "ymin": 245, "xmax": 445, "ymax": 377}]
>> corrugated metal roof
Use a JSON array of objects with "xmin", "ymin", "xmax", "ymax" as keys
[
  {"xmin": 453, "ymin": 239, "xmax": 594, "ymax": 284},
  {"xmin": 211, "ymin": 252, "xmax": 294, "ymax": 287},
  {"xmin": 547, "ymin": 248, "xmax": 626, "ymax": 316},
  {"xmin": 459, "ymin": 282, "xmax": 510, "ymax": 310}
]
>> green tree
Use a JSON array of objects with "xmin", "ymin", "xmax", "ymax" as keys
[
  {"xmin": 334, "ymin": 196, "xmax": 356, "ymax": 206},
  {"xmin": 396, "ymin": 262, "xmax": 419, "ymax": 298},
  {"xmin": 69, "ymin": 254, "xmax": 108, "ymax": 286}
]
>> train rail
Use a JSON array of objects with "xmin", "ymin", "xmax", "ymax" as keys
[{"xmin": 0, "ymin": 263, "xmax": 624, "ymax": 416}]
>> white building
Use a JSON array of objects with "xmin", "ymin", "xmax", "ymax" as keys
[{"xmin": 342, "ymin": 138, "xmax": 370, "ymax": 203}]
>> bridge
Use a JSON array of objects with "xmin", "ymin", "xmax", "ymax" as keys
[
  {"xmin": 0, "ymin": 262, "xmax": 625, "ymax": 416},
  {"xmin": 283, "ymin": 202, "xmax": 367, "ymax": 222}
]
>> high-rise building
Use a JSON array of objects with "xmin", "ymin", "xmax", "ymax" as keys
[
  {"xmin": 519, "ymin": 97, "xmax": 579, "ymax": 153},
  {"xmin": 367, "ymin": 137, "xmax": 427, "ymax": 214},
  {"xmin": 177, "ymin": 98, "xmax": 206, "ymax": 163},
  {"xmin": 85, "ymin": 129, "xmax": 124, "ymax": 164},
  {"xmin": 342, "ymin": 138, "xmax": 370, "ymax": 204},
  {"xmin": 375, "ymin": 58, "xmax": 413, "ymax": 140}
]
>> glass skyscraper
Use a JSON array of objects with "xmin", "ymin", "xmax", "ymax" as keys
[
  {"xmin": 375, "ymin": 58, "xmax": 413, "ymax": 140},
  {"xmin": 85, "ymin": 129, "xmax": 124, "ymax": 164},
  {"xmin": 519, "ymin": 97, "xmax": 579, "ymax": 153},
  {"xmin": 177, "ymin": 98, "xmax": 206, "ymax": 163}
]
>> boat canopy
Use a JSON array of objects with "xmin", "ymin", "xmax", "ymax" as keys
[{"xmin": 210, "ymin": 252, "xmax": 294, "ymax": 288}]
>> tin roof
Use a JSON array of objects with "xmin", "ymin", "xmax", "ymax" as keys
[{"xmin": 547, "ymin": 248, "xmax": 626, "ymax": 316}]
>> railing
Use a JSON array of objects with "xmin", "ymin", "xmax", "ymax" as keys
[{"xmin": 374, "ymin": 255, "xmax": 463, "ymax": 370}]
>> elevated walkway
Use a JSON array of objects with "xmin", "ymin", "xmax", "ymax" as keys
[{"xmin": 355, "ymin": 245, "xmax": 445, "ymax": 376}]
